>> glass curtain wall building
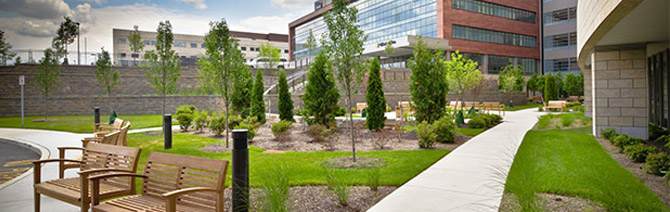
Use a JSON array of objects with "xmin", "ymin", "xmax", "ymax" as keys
[
  {"xmin": 542, "ymin": 0, "xmax": 579, "ymax": 74},
  {"xmin": 289, "ymin": 0, "xmax": 540, "ymax": 74}
]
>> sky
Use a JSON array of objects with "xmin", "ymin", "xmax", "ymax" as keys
[{"xmin": 0, "ymin": 0, "xmax": 314, "ymax": 59}]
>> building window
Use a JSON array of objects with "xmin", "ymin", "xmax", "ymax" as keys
[
  {"xmin": 544, "ymin": 7, "xmax": 577, "ymax": 25},
  {"xmin": 144, "ymin": 40, "xmax": 151, "ymax": 45},
  {"xmin": 241, "ymin": 46, "xmax": 247, "ymax": 51},
  {"xmin": 131, "ymin": 53, "xmax": 139, "ymax": 58},
  {"xmin": 488, "ymin": 55, "xmax": 514, "ymax": 74},
  {"xmin": 462, "ymin": 53, "xmax": 485, "ymax": 70},
  {"xmin": 120, "ymin": 53, "xmax": 126, "ymax": 58},
  {"xmin": 544, "ymin": 57, "xmax": 578, "ymax": 73},
  {"xmin": 518, "ymin": 58, "xmax": 537, "ymax": 75},
  {"xmin": 118, "ymin": 38, "xmax": 126, "ymax": 44},
  {"xmin": 191, "ymin": 43, "xmax": 197, "ymax": 48},
  {"xmin": 648, "ymin": 50, "xmax": 670, "ymax": 127},
  {"xmin": 544, "ymin": 32, "xmax": 576, "ymax": 50},
  {"xmin": 452, "ymin": 25, "xmax": 537, "ymax": 47},
  {"xmin": 284, "ymin": 49, "xmax": 289, "ymax": 54},
  {"xmin": 452, "ymin": 0, "xmax": 536, "ymax": 23},
  {"xmin": 201, "ymin": 43, "xmax": 206, "ymax": 48}
]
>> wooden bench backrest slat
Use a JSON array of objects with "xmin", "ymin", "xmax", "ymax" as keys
[
  {"xmin": 116, "ymin": 122, "xmax": 131, "ymax": 146},
  {"xmin": 80, "ymin": 143, "xmax": 142, "ymax": 185},
  {"xmin": 141, "ymin": 152, "xmax": 229, "ymax": 209}
]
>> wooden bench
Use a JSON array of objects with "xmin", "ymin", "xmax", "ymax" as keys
[
  {"xmin": 463, "ymin": 101, "xmax": 480, "ymax": 110},
  {"xmin": 33, "ymin": 143, "xmax": 141, "ymax": 212},
  {"xmin": 529, "ymin": 96, "xmax": 543, "ymax": 103},
  {"xmin": 90, "ymin": 152, "xmax": 229, "ymax": 212},
  {"xmin": 566, "ymin": 96, "xmax": 580, "ymax": 103},
  {"xmin": 448, "ymin": 101, "xmax": 462, "ymax": 109},
  {"xmin": 94, "ymin": 118, "xmax": 126, "ymax": 138},
  {"xmin": 545, "ymin": 100, "xmax": 567, "ymax": 112},
  {"xmin": 356, "ymin": 103, "xmax": 368, "ymax": 113},
  {"xmin": 481, "ymin": 102, "xmax": 506, "ymax": 116}
]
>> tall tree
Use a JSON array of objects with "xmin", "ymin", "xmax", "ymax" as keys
[
  {"xmin": 408, "ymin": 37, "xmax": 448, "ymax": 124},
  {"xmin": 278, "ymin": 69, "xmax": 294, "ymax": 122},
  {"xmin": 498, "ymin": 63, "xmax": 524, "ymax": 93},
  {"xmin": 303, "ymin": 50, "xmax": 340, "ymax": 126},
  {"xmin": 323, "ymin": 0, "xmax": 367, "ymax": 162},
  {"xmin": 544, "ymin": 73, "xmax": 558, "ymax": 101},
  {"xmin": 198, "ymin": 19, "xmax": 247, "ymax": 148},
  {"xmin": 445, "ymin": 51, "xmax": 481, "ymax": 112},
  {"xmin": 562, "ymin": 73, "xmax": 579, "ymax": 96},
  {"xmin": 144, "ymin": 20, "xmax": 181, "ymax": 116},
  {"xmin": 304, "ymin": 29, "xmax": 317, "ymax": 64},
  {"xmin": 127, "ymin": 25, "xmax": 145, "ymax": 65},
  {"xmin": 365, "ymin": 57, "xmax": 386, "ymax": 131},
  {"xmin": 52, "ymin": 16, "xmax": 77, "ymax": 64},
  {"xmin": 577, "ymin": 72, "xmax": 584, "ymax": 96},
  {"xmin": 34, "ymin": 49, "xmax": 61, "ymax": 120},
  {"xmin": 94, "ymin": 48, "xmax": 120, "ymax": 96},
  {"xmin": 0, "ymin": 30, "xmax": 15, "ymax": 66},
  {"xmin": 251, "ymin": 70, "xmax": 267, "ymax": 123},
  {"xmin": 231, "ymin": 69, "xmax": 253, "ymax": 117},
  {"xmin": 535, "ymin": 74, "xmax": 546, "ymax": 99},
  {"xmin": 527, "ymin": 73, "xmax": 539, "ymax": 95},
  {"xmin": 258, "ymin": 42, "xmax": 281, "ymax": 69}
]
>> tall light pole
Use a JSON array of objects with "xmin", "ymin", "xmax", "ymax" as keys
[{"xmin": 76, "ymin": 22, "xmax": 80, "ymax": 65}]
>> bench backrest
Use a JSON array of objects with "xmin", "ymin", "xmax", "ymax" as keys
[
  {"xmin": 117, "ymin": 122, "xmax": 131, "ymax": 146},
  {"xmin": 112, "ymin": 119, "xmax": 125, "ymax": 129},
  {"xmin": 100, "ymin": 130, "xmax": 121, "ymax": 145},
  {"xmin": 141, "ymin": 152, "xmax": 229, "ymax": 210},
  {"xmin": 356, "ymin": 103, "xmax": 368, "ymax": 113},
  {"xmin": 547, "ymin": 100, "xmax": 567, "ymax": 107},
  {"xmin": 81, "ymin": 143, "xmax": 142, "ymax": 185},
  {"xmin": 464, "ymin": 101, "xmax": 479, "ymax": 108},
  {"xmin": 482, "ymin": 102, "xmax": 501, "ymax": 107}
]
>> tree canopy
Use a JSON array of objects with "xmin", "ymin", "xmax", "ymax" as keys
[
  {"xmin": 144, "ymin": 20, "xmax": 181, "ymax": 115},
  {"xmin": 303, "ymin": 51, "xmax": 340, "ymax": 126},
  {"xmin": 365, "ymin": 57, "xmax": 386, "ymax": 131},
  {"xmin": 94, "ymin": 48, "xmax": 120, "ymax": 96},
  {"xmin": 258, "ymin": 42, "xmax": 281, "ymax": 69},
  {"xmin": 127, "ymin": 25, "xmax": 144, "ymax": 64},
  {"xmin": 278, "ymin": 69, "xmax": 294, "ymax": 122},
  {"xmin": 408, "ymin": 37, "xmax": 449, "ymax": 124},
  {"xmin": 498, "ymin": 63, "xmax": 524, "ymax": 93},
  {"xmin": 52, "ymin": 16, "xmax": 78, "ymax": 63},
  {"xmin": 445, "ymin": 51, "xmax": 481, "ymax": 111},
  {"xmin": 34, "ymin": 49, "xmax": 61, "ymax": 120}
]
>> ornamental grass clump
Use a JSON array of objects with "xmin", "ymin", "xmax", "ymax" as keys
[
  {"xmin": 366, "ymin": 167, "xmax": 381, "ymax": 192},
  {"xmin": 272, "ymin": 120, "xmax": 293, "ymax": 143},
  {"xmin": 261, "ymin": 166, "xmax": 290, "ymax": 212},
  {"xmin": 326, "ymin": 168, "xmax": 350, "ymax": 206}
]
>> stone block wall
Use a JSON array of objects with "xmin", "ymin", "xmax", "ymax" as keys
[{"xmin": 591, "ymin": 48, "xmax": 648, "ymax": 138}]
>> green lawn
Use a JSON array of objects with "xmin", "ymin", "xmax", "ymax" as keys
[
  {"xmin": 505, "ymin": 129, "xmax": 668, "ymax": 211},
  {"xmin": 506, "ymin": 103, "xmax": 542, "ymax": 111},
  {"xmin": 0, "ymin": 115, "xmax": 173, "ymax": 133},
  {"xmin": 127, "ymin": 132, "xmax": 450, "ymax": 189}
]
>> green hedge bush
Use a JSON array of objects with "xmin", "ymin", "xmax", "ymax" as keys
[
  {"xmin": 335, "ymin": 107, "xmax": 346, "ymax": 117},
  {"xmin": 612, "ymin": 134, "xmax": 645, "ymax": 152},
  {"xmin": 416, "ymin": 121, "xmax": 436, "ymax": 148},
  {"xmin": 175, "ymin": 105, "xmax": 196, "ymax": 131},
  {"xmin": 468, "ymin": 117, "xmax": 486, "ymax": 129},
  {"xmin": 600, "ymin": 128, "xmax": 618, "ymax": 140},
  {"xmin": 234, "ymin": 122, "xmax": 257, "ymax": 141},
  {"xmin": 193, "ymin": 110, "xmax": 209, "ymax": 132},
  {"xmin": 434, "ymin": 116, "xmax": 456, "ymax": 143},
  {"xmin": 644, "ymin": 152, "xmax": 670, "ymax": 175},
  {"xmin": 209, "ymin": 114, "xmax": 226, "ymax": 137},
  {"xmin": 623, "ymin": 144, "xmax": 660, "ymax": 163}
]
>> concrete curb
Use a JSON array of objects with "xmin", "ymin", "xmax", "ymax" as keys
[{"xmin": 0, "ymin": 136, "xmax": 50, "ymax": 190}]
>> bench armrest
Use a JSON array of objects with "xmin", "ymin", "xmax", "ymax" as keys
[
  {"xmin": 162, "ymin": 187, "xmax": 220, "ymax": 212},
  {"xmin": 32, "ymin": 159, "xmax": 84, "ymax": 183},
  {"xmin": 89, "ymin": 173, "xmax": 148, "ymax": 205},
  {"xmin": 78, "ymin": 168, "xmax": 133, "ymax": 176},
  {"xmin": 33, "ymin": 158, "xmax": 83, "ymax": 165}
]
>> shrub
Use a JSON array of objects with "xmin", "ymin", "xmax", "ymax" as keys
[
  {"xmin": 227, "ymin": 115, "xmax": 243, "ymax": 130},
  {"xmin": 538, "ymin": 105, "xmax": 544, "ymax": 112},
  {"xmin": 561, "ymin": 116, "xmax": 574, "ymax": 127},
  {"xmin": 468, "ymin": 117, "xmax": 486, "ymax": 129},
  {"xmin": 326, "ymin": 168, "xmax": 350, "ymax": 206},
  {"xmin": 612, "ymin": 134, "xmax": 645, "ymax": 152},
  {"xmin": 644, "ymin": 152, "xmax": 670, "ymax": 175},
  {"xmin": 335, "ymin": 107, "xmax": 346, "ymax": 116},
  {"xmin": 623, "ymin": 144, "xmax": 660, "ymax": 163},
  {"xmin": 351, "ymin": 107, "xmax": 356, "ymax": 114},
  {"xmin": 649, "ymin": 123, "xmax": 669, "ymax": 141},
  {"xmin": 566, "ymin": 102, "xmax": 581, "ymax": 107},
  {"xmin": 272, "ymin": 120, "xmax": 293, "ymax": 142},
  {"xmin": 600, "ymin": 128, "xmax": 618, "ymax": 140},
  {"xmin": 366, "ymin": 168, "xmax": 381, "ymax": 192},
  {"xmin": 175, "ymin": 105, "xmax": 196, "ymax": 131},
  {"xmin": 306, "ymin": 124, "xmax": 335, "ymax": 143},
  {"xmin": 209, "ymin": 114, "xmax": 226, "ymax": 137},
  {"xmin": 487, "ymin": 113, "xmax": 503, "ymax": 123},
  {"xmin": 433, "ymin": 116, "xmax": 456, "ymax": 143},
  {"xmin": 243, "ymin": 116, "xmax": 261, "ymax": 129},
  {"xmin": 193, "ymin": 110, "xmax": 209, "ymax": 132},
  {"xmin": 234, "ymin": 122, "xmax": 257, "ymax": 141},
  {"xmin": 416, "ymin": 121, "xmax": 436, "ymax": 148}
]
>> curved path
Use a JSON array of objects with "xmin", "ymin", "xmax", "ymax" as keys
[{"xmin": 368, "ymin": 108, "xmax": 545, "ymax": 212}]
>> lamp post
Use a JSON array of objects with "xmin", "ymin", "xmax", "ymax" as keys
[{"xmin": 76, "ymin": 22, "xmax": 80, "ymax": 65}]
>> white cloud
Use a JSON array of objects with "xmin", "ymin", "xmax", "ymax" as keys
[
  {"xmin": 270, "ymin": 0, "xmax": 314, "ymax": 9},
  {"xmin": 175, "ymin": 0, "xmax": 207, "ymax": 9},
  {"xmin": 0, "ymin": 0, "xmax": 72, "ymax": 20},
  {"xmin": 75, "ymin": 0, "xmax": 105, "ymax": 4},
  {"xmin": 231, "ymin": 13, "xmax": 301, "ymax": 34}
]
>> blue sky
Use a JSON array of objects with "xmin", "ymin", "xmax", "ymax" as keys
[{"xmin": 0, "ymin": 0, "xmax": 314, "ymax": 56}]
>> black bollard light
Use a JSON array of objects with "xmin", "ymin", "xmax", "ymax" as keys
[
  {"xmin": 94, "ymin": 107, "xmax": 100, "ymax": 130},
  {"xmin": 232, "ymin": 129, "xmax": 249, "ymax": 212},
  {"xmin": 163, "ymin": 114, "xmax": 172, "ymax": 149}
]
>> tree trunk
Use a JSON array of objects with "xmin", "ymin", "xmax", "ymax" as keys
[
  {"xmin": 44, "ymin": 94, "xmax": 48, "ymax": 121},
  {"xmin": 347, "ymin": 90, "xmax": 356, "ymax": 162},
  {"xmin": 225, "ymin": 102, "xmax": 229, "ymax": 148}
]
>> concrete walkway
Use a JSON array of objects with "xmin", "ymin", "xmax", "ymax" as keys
[{"xmin": 368, "ymin": 109, "xmax": 544, "ymax": 212}]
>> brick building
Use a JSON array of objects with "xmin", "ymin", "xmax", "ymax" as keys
[{"xmin": 289, "ymin": 0, "xmax": 541, "ymax": 74}]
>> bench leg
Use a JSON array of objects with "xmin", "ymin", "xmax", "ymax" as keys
[{"xmin": 34, "ymin": 190, "xmax": 40, "ymax": 212}]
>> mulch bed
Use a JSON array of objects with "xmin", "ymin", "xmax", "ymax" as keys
[
  {"xmin": 322, "ymin": 157, "xmax": 387, "ymax": 169},
  {"xmin": 221, "ymin": 186, "xmax": 395, "ymax": 212},
  {"xmin": 500, "ymin": 192, "xmax": 605, "ymax": 212}
]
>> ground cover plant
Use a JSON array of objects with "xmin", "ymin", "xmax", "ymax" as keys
[
  {"xmin": 505, "ymin": 129, "xmax": 668, "ymax": 211},
  {"xmin": 0, "ymin": 114, "xmax": 175, "ymax": 133},
  {"xmin": 535, "ymin": 112, "xmax": 591, "ymax": 130},
  {"xmin": 506, "ymin": 103, "xmax": 542, "ymax": 111},
  {"xmin": 127, "ymin": 132, "xmax": 450, "ymax": 190}
]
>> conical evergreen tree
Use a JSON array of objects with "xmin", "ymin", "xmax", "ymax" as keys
[
  {"xmin": 365, "ymin": 57, "xmax": 386, "ymax": 131},
  {"xmin": 231, "ymin": 68, "xmax": 253, "ymax": 117},
  {"xmin": 252, "ymin": 69, "xmax": 266, "ymax": 123},
  {"xmin": 303, "ymin": 51, "xmax": 340, "ymax": 126},
  {"xmin": 278, "ymin": 69, "xmax": 294, "ymax": 122}
]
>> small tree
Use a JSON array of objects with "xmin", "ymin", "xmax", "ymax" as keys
[
  {"xmin": 445, "ymin": 51, "xmax": 481, "ymax": 112},
  {"xmin": 303, "ymin": 50, "xmax": 340, "ymax": 126},
  {"xmin": 127, "ymin": 25, "xmax": 144, "ymax": 65},
  {"xmin": 14, "ymin": 56, "xmax": 21, "ymax": 65},
  {"xmin": 527, "ymin": 73, "xmax": 539, "ymax": 96},
  {"xmin": 258, "ymin": 42, "xmax": 281, "ymax": 69},
  {"xmin": 52, "ymin": 17, "xmax": 77, "ymax": 64},
  {"xmin": 365, "ymin": 57, "xmax": 386, "ymax": 131},
  {"xmin": 94, "ymin": 48, "xmax": 120, "ymax": 96},
  {"xmin": 34, "ymin": 49, "xmax": 61, "ymax": 120},
  {"xmin": 231, "ymin": 69, "xmax": 253, "ymax": 117},
  {"xmin": 577, "ymin": 72, "xmax": 584, "ymax": 96},
  {"xmin": 0, "ymin": 30, "xmax": 15, "ymax": 66},
  {"xmin": 304, "ymin": 29, "xmax": 317, "ymax": 64},
  {"xmin": 535, "ymin": 74, "xmax": 546, "ymax": 99},
  {"xmin": 198, "ymin": 19, "xmax": 247, "ymax": 148},
  {"xmin": 144, "ymin": 20, "xmax": 181, "ymax": 116},
  {"xmin": 544, "ymin": 73, "xmax": 558, "ymax": 101},
  {"xmin": 384, "ymin": 40, "xmax": 395, "ymax": 58},
  {"xmin": 323, "ymin": 0, "xmax": 368, "ymax": 162},
  {"xmin": 277, "ymin": 69, "xmax": 294, "ymax": 122},
  {"xmin": 408, "ymin": 37, "xmax": 448, "ymax": 124},
  {"xmin": 252, "ymin": 70, "xmax": 267, "ymax": 123},
  {"xmin": 498, "ymin": 63, "xmax": 524, "ymax": 93},
  {"xmin": 562, "ymin": 73, "xmax": 580, "ymax": 96}
]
